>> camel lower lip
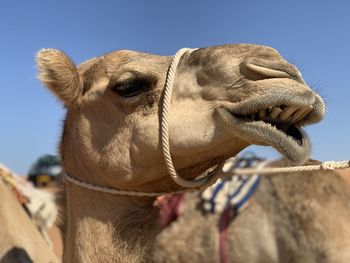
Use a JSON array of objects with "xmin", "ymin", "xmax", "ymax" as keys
[
  {"xmin": 218, "ymin": 109, "xmax": 311, "ymax": 163},
  {"xmin": 269, "ymin": 122, "xmax": 303, "ymax": 146}
]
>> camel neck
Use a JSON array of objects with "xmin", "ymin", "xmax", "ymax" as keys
[{"xmin": 64, "ymin": 183, "xmax": 159, "ymax": 263}]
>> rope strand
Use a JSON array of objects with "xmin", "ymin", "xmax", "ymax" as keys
[
  {"xmin": 64, "ymin": 160, "xmax": 350, "ymax": 196},
  {"xmin": 64, "ymin": 173, "xmax": 186, "ymax": 197},
  {"xmin": 232, "ymin": 160, "xmax": 350, "ymax": 176}
]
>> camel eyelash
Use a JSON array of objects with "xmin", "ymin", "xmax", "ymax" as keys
[{"xmin": 109, "ymin": 74, "xmax": 157, "ymax": 98}]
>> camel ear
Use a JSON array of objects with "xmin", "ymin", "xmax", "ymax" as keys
[{"xmin": 36, "ymin": 49, "xmax": 81, "ymax": 104}]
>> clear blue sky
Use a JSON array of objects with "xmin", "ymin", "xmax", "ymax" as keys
[{"xmin": 1, "ymin": 0, "xmax": 349, "ymax": 175}]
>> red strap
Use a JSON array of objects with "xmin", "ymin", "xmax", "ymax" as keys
[{"xmin": 219, "ymin": 208, "xmax": 230, "ymax": 263}]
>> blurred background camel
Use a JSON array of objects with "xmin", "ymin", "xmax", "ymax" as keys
[
  {"xmin": 0, "ymin": 165, "xmax": 59, "ymax": 263},
  {"xmin": 154, "ymin": 158, "xmax": 350, "ymax": 263}
]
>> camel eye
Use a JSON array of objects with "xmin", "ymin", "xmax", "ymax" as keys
[{"xmin": 110, "ymin": 77, "xmax": 153, "ymax": 98}]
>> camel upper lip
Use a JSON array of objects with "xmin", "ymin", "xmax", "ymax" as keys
[
  {"xmin": 227, "ymin": 93, "xmax": 325, "ymax": 125},
  {"xmin": 218, "ymin": 94, "xmax": 325, "ymax": 163}
]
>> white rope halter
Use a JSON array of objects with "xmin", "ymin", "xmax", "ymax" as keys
[
  {"xmin": 160, "ymin": 48, "xmax": 224, "ymax": 188},
  {"xmin": 64, "ymin": 48, "xmax": 350, "ymax": 196}
]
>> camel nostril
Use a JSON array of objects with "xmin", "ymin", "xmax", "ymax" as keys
[{"xmin": 240, "ymin": 57, "xmax": 295, "ymax": 81}]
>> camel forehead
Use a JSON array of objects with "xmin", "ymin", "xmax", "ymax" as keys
[{"xmin": 78, "ymin": 50, "xmax": 171, "ymax": 77}]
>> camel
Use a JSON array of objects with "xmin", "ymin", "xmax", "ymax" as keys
[
  {"xmin": 0, "ymin": 177, "xmax": 59, "ymax": 263},
  {"xmin": 36, "ymin": 44, "xmax": 325, "ymax": 262},
  {"xmin": 338, "ymin": 168, "xmax": 350, "ymax": 184},
  {"xmin": 154, "ymin": 158, "xmax": 350, "ymax": 263}
]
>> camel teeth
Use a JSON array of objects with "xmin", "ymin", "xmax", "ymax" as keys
[
  {"xmin": 269, "ymin": 107, "xmax": 283, "ymax": 119},
  {"xmin": 297, "ymin": 105, "xmax": 313, "ymax": 122},
  {"xmin": 291, "ymin": 109, "xmax": 305, "ymax": 123},
  {"xmin": 243, "ymin": 105, "xmax": 313, "ymax": 123},
  {"xmin": 291, "ymin": 105, "xmax": 313, "ymax": 123},
  {"xmin": 280, "ymin": 106, "xmax": 299, "ymax": 121}
]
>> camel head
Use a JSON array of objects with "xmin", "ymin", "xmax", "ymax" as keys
[{"xmin": 37, "ymin": 44, "xmax": 325, "ymax": 192}]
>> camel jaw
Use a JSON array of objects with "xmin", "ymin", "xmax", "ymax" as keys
[
  {"xmin": 231, "ymin": 117, "xmax": 311, "ymax": 163},
  {"xmin": 218, "ymin": 99, "xmax": 324, "ymax": 163}
]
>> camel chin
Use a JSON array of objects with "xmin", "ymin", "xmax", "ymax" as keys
[{"xmin": 229, "ymin": 115, "xmax": 311, "ymax": 164}]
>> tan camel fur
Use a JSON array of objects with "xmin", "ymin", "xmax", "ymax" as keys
[
  {"xmin": 338, "ymin": 168, "xmax": 350, "ymax": 184},
  {"xmin": 154, "ymin": 159, "xmax": 350, "ymax": 263},
  {"xmin": 0, "ymin": 179, "xmax": 59, "ymax": 263},
  {"xmin": 37, "ymin": 44, "xmax": 325, "ymax": 263}
]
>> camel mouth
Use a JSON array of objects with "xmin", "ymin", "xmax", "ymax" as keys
[{"xmin": 219, "ymin": 99, "xmax": 325, "ymax": 164}]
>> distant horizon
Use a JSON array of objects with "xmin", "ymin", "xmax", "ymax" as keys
[{"xmin": 1, "ymin": 0, "xmax": 349, "ymax": 175}]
